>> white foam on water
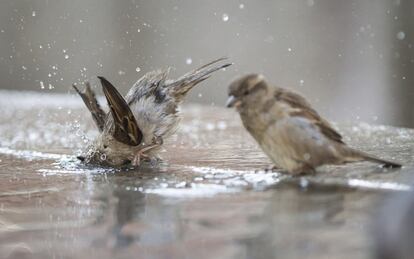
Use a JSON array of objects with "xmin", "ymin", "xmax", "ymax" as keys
[
  {"xmin": 0, "ymin": 147, "xmax": 68, "ymax": 160},
  {"xmin": 145, "ymin": 183, "xmax": 237, "ymax": 198},
  {"xmin": 347, "ymin": 179, "xmax": 411, "ymax": 191}
]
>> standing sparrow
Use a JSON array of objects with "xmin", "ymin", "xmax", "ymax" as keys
[
  {"xmin": 74, "ymin": 58, "xmax": 231, "ymax": 167},
  {"xmin": 226, "ymin": 74, "xmax": 401, "ymax": 174}
]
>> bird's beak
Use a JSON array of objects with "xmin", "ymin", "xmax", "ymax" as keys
[
  {"xmin": 226, "ymin": 95, "xmax": 241, "ymax": 108},
  {"xmin": 77, "ymin": 155, "xmax": 85, "ymax": 161}
]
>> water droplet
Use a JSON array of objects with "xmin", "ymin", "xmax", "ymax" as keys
[
  {"xmin": 307, "ymin": 0, "xmax": 315, "ymax": 6},
  {"xmin": 299, "ymin": 79, "xmax": 304, "ymax": 86},
  {"xmin": 64, "ymin": 54, "xmax": 69, "ymax": 59},
  {"xmin": 300, "ymin": 178, "xmax": 309, "ymax": 188},
  {"xmin": 206, "ymin": 123, "xmax": 215, "ymax": 131},
  {"xmin": 135, "ymin": 67, "xmax": 141, "ymax": 72},
  {"xmin": 288, "ymin": 47, "xmax": 292, "ymax": 52},
  {"xmin": 395, "ymin": 52, "xmax": 400, "ymax": 59},
  {"xmin": 186, "ymin": 58, "xmax": 192, "ymax": 65},
  {"xmin": 118, "ymin": 70, "xmax": 125, "ymax": 75},
  {"xmin": 198, "ymin": 93, "xmax": 203, "ymax": 98},
  {"xmin": 48, "ymin": 83, "xmax": 54, "ymax": 89},
  {"xmin": 40, "ymin": 81, "xmax": 45, "ymax": 89},
  {"xmin": 48, "ymin": 73, "xmax": 51, "ymax": 78},
  {"xmin": 396, "ymin": 31, "xmax": 405, "ymax": 40},
  {"xmin": 175, "ymin": 182, "xmax": 187, "ymax": 188},
  {"xmin": 264, "ymin": 35, "xmax": 274, "ymax": 43},
  {"xmin": 137, "ymin": 28, "xmax": 141, "ymax": 32},
  {"xmin": 239, "ymin": 4, "xmax": 245, "ymax": 9},
  {"xmin": 22, "ymin": 65, "xmax": 27, "ymax": 70},
  {"xmin": 32, "ymin": 11, "xmax": 36, "ymax": 17},
  {"xmin": 222, "ymin": 13, "xmax": 229, "ymax": 22},
  {"xmin": 217, "ymin": 121, "xmax": 227, "ymax": 130}
]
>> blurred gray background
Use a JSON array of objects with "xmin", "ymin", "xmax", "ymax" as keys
[{"xmin": 0, "ymin": 0, "xmax": 413, "ymax": 127}]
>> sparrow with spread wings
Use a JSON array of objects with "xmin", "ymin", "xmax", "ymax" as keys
[{"xmin": 74, "ymin": 58, "xmax": 231, "ymax": 167}]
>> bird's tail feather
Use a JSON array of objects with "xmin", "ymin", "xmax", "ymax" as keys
[
  {"xmin": 343, "ymin": 148, "xmax": 402, "ymax": 168},
  {"xmin": 168, "ymin": 57, "xmax": 232, "ymax": 101}
]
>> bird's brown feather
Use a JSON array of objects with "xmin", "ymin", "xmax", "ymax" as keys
[
  {"xmin": 72, "ymin": 82, "xmax": 106, "ymax": 132},
  {"xmin": 276, "ymin": 88, "xmax": 344, "ymax": 144},
  {"xmin": 98, "ymin": 76, "xmax": 143, "ymax": 146}
]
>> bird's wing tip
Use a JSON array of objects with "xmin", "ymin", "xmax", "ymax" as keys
[
  {"xmin": 221, "ymin": 62, "xmax": 233, "ymax": 68},
  {"xmin": 192, "ymin": 57, "xmax": 231, "ymax": 71},
  {"xmin": 72, "ymin": 84, "xmax": 82, "ymax": 93}
]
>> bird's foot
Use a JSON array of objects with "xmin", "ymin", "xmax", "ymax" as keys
[
  {"xmin": 132, "ymin": 137, "xmax": 163, "ymax": 166},
  {"xmin": 264, "ymin": 165, "xmax": 280, "ymax": 172},
  {"xmin": 290, "ymin": 164, "xmax": 316, "ymax": 176}
]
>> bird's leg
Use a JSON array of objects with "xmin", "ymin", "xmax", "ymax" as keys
[{"xmin": 132, "ymin": 137, "xmax": 163, "ymax": 166}]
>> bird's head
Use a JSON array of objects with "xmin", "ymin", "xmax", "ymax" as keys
[
  {"xmin": 226, "ymin": 74, "xmax": 268, "ymax": 110},
  {"xmin": 77, "ymin": 134, "xmax": 136, "ymax": 167}
]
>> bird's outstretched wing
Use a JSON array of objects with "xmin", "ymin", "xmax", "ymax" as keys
[
  {"xmin": 72, "ymin": 82, "xmax": 106, "ymax": 132},
  {"xmin": 168, "ymin": 57, "xmax": 232, "ymax": 101},
  {"xmin": 98, "ymin": 76, "xmax": 143, "ymax": 146}
]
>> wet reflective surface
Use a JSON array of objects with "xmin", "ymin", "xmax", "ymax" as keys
[{"xmin": 0, "ymin": 90, "xmax": 413, "ymax": 259}]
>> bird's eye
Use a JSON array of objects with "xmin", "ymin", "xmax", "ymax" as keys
[{"xmin": 103, "ymin": 145, "xmax": 108, "ymax": 149}]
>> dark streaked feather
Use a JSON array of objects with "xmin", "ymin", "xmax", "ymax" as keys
[
  {"xmin": 314, "ymin": 121, "xmax": 344, "ymax": 144},
  {"xmin": 98, "ymin": 76, "xmax": 143, "ymax": 146},
  {"xmin": 72, "ymin": 82, "xmax": 106, "ymax": 132},
  {"xmin": 125, "ymin": 70, "xmax": 170, "ymax": 106},
  {"xmin": 276, "ymin": 88, "xmax": 344, "ymax": 144}
]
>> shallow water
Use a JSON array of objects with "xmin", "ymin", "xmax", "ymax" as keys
[{"xmin": 0, "ymin": 90, "xmax": 413, "ymax": 259}]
